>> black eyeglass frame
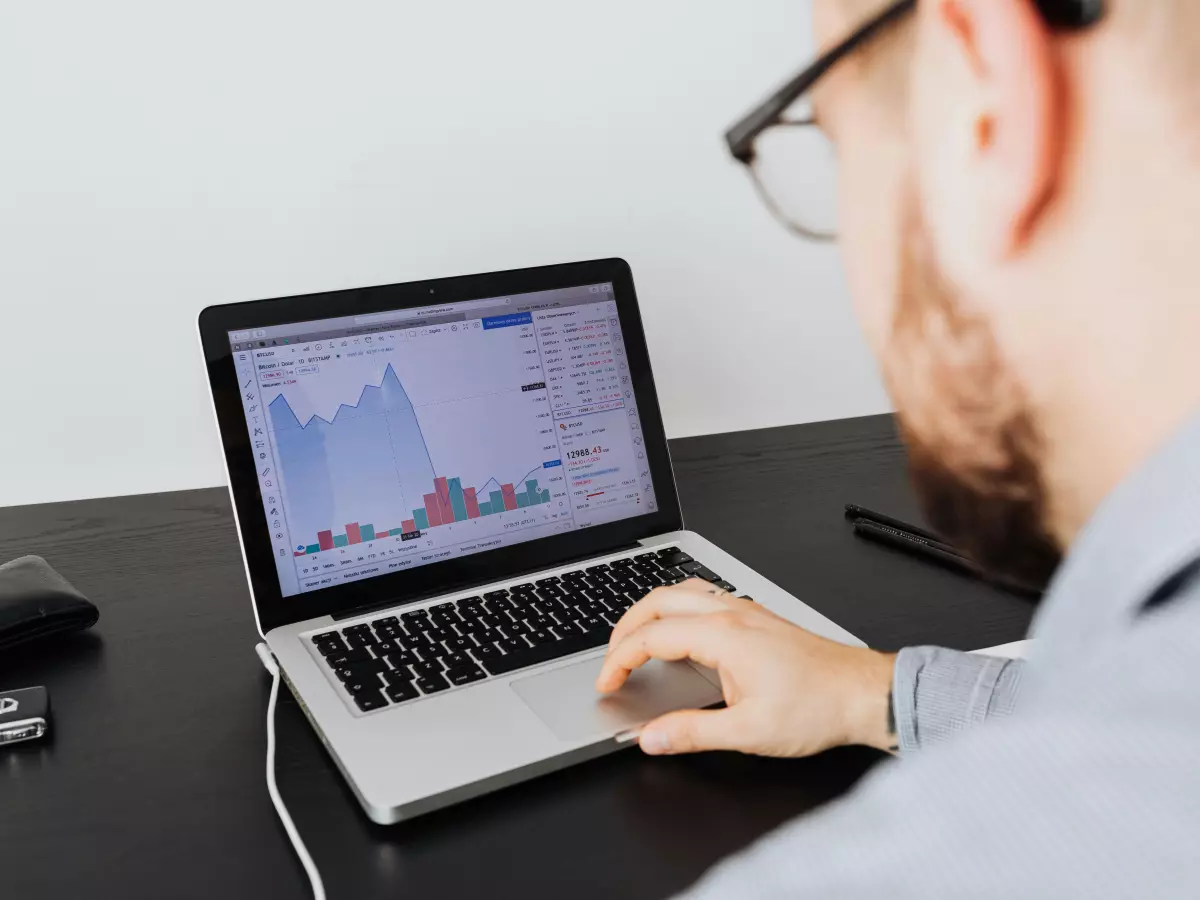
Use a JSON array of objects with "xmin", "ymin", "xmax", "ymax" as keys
[{"xmin": 724, "ymin": 0, "xmax": 1107, "ymax": 239}]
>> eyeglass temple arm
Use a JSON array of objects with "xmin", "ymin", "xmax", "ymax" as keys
[{"xmin": 724, "ymin": 0, "xmax": 916, "ymax": 164}]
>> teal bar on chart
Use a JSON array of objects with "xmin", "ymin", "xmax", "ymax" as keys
[{"xmin": 449, "ymin": 477, "xmax": 468, "ymax": 522}]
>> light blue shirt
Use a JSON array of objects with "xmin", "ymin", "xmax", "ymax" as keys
[{"xmin": 682, "ymin": 412, "xmax": 1200, "ymax": 898}]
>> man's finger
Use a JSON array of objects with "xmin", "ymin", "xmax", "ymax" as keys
[
  {"xmin": 596, "ymin": 614, "xmax": 732, "ymax": 692},
  {"xmin": 607, "ymin": 579, "xmax": 730, "ymax": 653},
  {"xmin": 637, "ymin": 707, "xmax": 751, "ymax": 756}
]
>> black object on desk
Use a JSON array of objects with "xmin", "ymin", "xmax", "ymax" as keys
[
  {"xmin": 0, "ymin": 414, "xmax": 1035, "ymax": 900},
  {"xmin": 846, "ymin": 504, "xmax": 1045, "ymax": 599},
  {"xmin": 0, "ymin": 555, "xmax": 99, "ymax": 650}
]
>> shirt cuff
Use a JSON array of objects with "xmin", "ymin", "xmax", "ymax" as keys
[{"xmin": 892, "ymin": 646, "xmax": 1023, "ymax": 755}]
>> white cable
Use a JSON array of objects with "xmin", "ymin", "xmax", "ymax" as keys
[{"xmin": 256, "ymin": 642, "xmax": 327, "ymax": 900}]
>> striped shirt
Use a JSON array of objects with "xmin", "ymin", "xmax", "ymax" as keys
[{"xmin": 682, "ymin": 412, "xmax": 1200, "ymax": 899}]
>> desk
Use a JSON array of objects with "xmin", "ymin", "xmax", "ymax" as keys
[{"xmin": 0, "ymin": 415, "xmax": 1034, "ymax": 900}]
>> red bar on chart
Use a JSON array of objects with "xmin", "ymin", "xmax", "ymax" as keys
[
  {"xmin": 317, "ymin": 530, "xmax": 334, "ymax": 551},
  {"xmin": 293, "ymin": 550, "xmax": 305, "ymax": 557},
  {"xmin": 501, "ymin": 483, "xmax": 518, "ymax": 511},
  {"xmin": 424, "ymin": 493, "xmax": 443, "ymax": 527},
  {"xmin": 375, "ymin": 531, "xmax": 389, "ymax": 538},
  {"xmin": 434, "ymin": 477, "xmax": 453, "ymax": 524},
  {"xmin": 464, "ymin": 487, "xmax": 481, "ymax": 519},
  {"xmin": 346, "ymin": 523, "xmax": 362, "ymax": 545},
  {"xmin": 401, "ymin": 518, "xmax": 417, "ymax": 534}
]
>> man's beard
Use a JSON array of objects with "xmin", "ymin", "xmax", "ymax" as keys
[{"xmin": 883, "ymin": 190, "xmax": 1062, "ymax": 590}]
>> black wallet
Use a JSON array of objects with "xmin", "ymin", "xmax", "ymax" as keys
[{"xmin": 0, "ymin": 556, "xmax": 99, "ymax": 651}]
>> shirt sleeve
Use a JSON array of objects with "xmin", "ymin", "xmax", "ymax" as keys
[{"xmin": 891, "ymin": 646, "xmax": 1024, "ymax": 754}]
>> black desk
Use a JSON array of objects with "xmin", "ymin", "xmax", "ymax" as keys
[{"xmin": 0, "ymin": 415, "xmax": 1034, "ymax": 900}]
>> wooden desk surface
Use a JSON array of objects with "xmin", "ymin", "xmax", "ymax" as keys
[{"xmin": 0, "ymin": 415, "xmax": 1034, "ymax": 899}]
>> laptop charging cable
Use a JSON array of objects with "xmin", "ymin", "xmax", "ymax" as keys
[{"xmin": 255, "ymin": 642, "xmax": 327, "ymax": 900}]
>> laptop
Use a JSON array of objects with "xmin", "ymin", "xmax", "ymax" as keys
[{"xmin": 199, "ymin": 258, "xmax": 862, "ymax": 824}]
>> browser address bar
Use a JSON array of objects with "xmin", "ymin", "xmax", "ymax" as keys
[{"xmin": 354, "ymin": 297, "xmax": 510, "ymax": 325}]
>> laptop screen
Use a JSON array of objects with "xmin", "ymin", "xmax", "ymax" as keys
[{"xmin": 227, "ymin": 282, "xmax": 659, "ymax": 597}]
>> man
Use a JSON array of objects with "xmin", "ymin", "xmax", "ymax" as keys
[{"xmin": 597, "ymin": 0, "xmax": 1200, "ymax": 895}]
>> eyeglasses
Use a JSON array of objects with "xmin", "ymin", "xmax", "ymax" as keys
[{"xmin": 725, "ymin": 0, "xmax": 1107, "ymax": 242}]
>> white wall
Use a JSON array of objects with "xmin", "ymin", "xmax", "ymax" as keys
[{"xmin": 0, "ymin": 0, "xmax": 889, "ymax": 509}]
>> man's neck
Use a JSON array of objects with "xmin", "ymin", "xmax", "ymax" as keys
[{"xmin": 1040, "ymin": 321, "xmax": 1200, "ymax": 549}]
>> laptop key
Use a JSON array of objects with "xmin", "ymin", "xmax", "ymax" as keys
[
  {"xmin": 658, "ymin": 549, "xmax": 693, "ymax": 566},
  {"xmin": 474, "ymin": 628, "xmax": 502, "ymax": 646},
  {"xmin": 326, "ymin": 647, "xmax": 371, "ymax": 667},
  {"xmin": 412, "ymin": 661, "xmax": 443, "ymax": 679},
  {"xmin": 420, "ymin": 641, "xmax": 449, "ymax": 660},
  {"xmin": 445, "ymin": 665, "xmax": 486, "ymax": 687},
  {"xmin": 457, "ymin": 618, "xmax": 486, "ymax": 637},
  {"xmin": 355, "ymin": 690, "xmax": 388, "ymax": 712},
  {"xmin": 344, "ymin": 675, "xmax": 381, "ymax": 695},
  {"xmin": 385, "ymin": 680, "xmax": 420, "ymax": 704},
  {"xmin": 481, "ymin": 629, "xmax": 611, "ymax": 677},
  {"xmin": 498, "ymin": 637, "xmax": 530, "ymax": 655},
  {"xmin": 472, "ymin": 644, "xmax": 501, "ymax": 662},
  {"xmin": 714, "ymin": 581, "xmax": 738, "ymax": 593},
  {"xmin": 483, "ymin": 590, "xmax": 510, "ymax": 602},
  {"xmin": 416, "ymin": 674, "xmax": 450, "ymax": 694},
  {"xmin": 557, "ymin": 607, "xmax": 584, "ymax": 626},
  {"xmin": 384, "ymin": 651, "xmax": 420, "ymax": 669},
  {"xmin": 678, "ymin": 561, "xmax": 719, "ymax": 580},
  {"xmin": 442, "ymin": 652, "xmax": 473, "ymax": 669},
  {"xmin": 510, "ymin": 582, "xmax": 536, "ymax": 595}
]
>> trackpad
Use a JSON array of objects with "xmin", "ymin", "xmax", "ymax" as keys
[{"xmin": 511, "ymin": 656, "xmax": 721, "ymax": 743}]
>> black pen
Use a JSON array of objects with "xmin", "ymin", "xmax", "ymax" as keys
[
  {"xmin": 852, "ymin": 519, "xmax": 1044, "ymax": 599},
  {"xmin": 844, "ymin": 503, "xmax": 945, "ymax": 543},
  {"xmin": 852, "ymin": 519, "xmax": 976, "ymax": 569}
]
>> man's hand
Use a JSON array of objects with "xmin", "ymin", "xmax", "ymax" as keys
[{"xmin": 596, "ymin": 580, "xmax": 897, "ymax": 757}]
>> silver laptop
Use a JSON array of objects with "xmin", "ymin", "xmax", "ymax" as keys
[{"xmin": 199, "ymin": 258, "xmax": 862, "ymax": 824}]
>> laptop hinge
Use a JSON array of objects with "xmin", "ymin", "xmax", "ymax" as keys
[{"xmin": 331, "ymin": 541, "xmax": 643, "ymax": 621}]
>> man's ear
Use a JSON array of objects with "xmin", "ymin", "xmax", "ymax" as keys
[{"xmin": 914, "ymin": 0, "xmax": 1063, "ymax": 263}]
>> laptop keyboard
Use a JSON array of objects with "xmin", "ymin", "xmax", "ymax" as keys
[{"xmin": 309, "ymin": 546, "xmax": 740, "ymax": 713}]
